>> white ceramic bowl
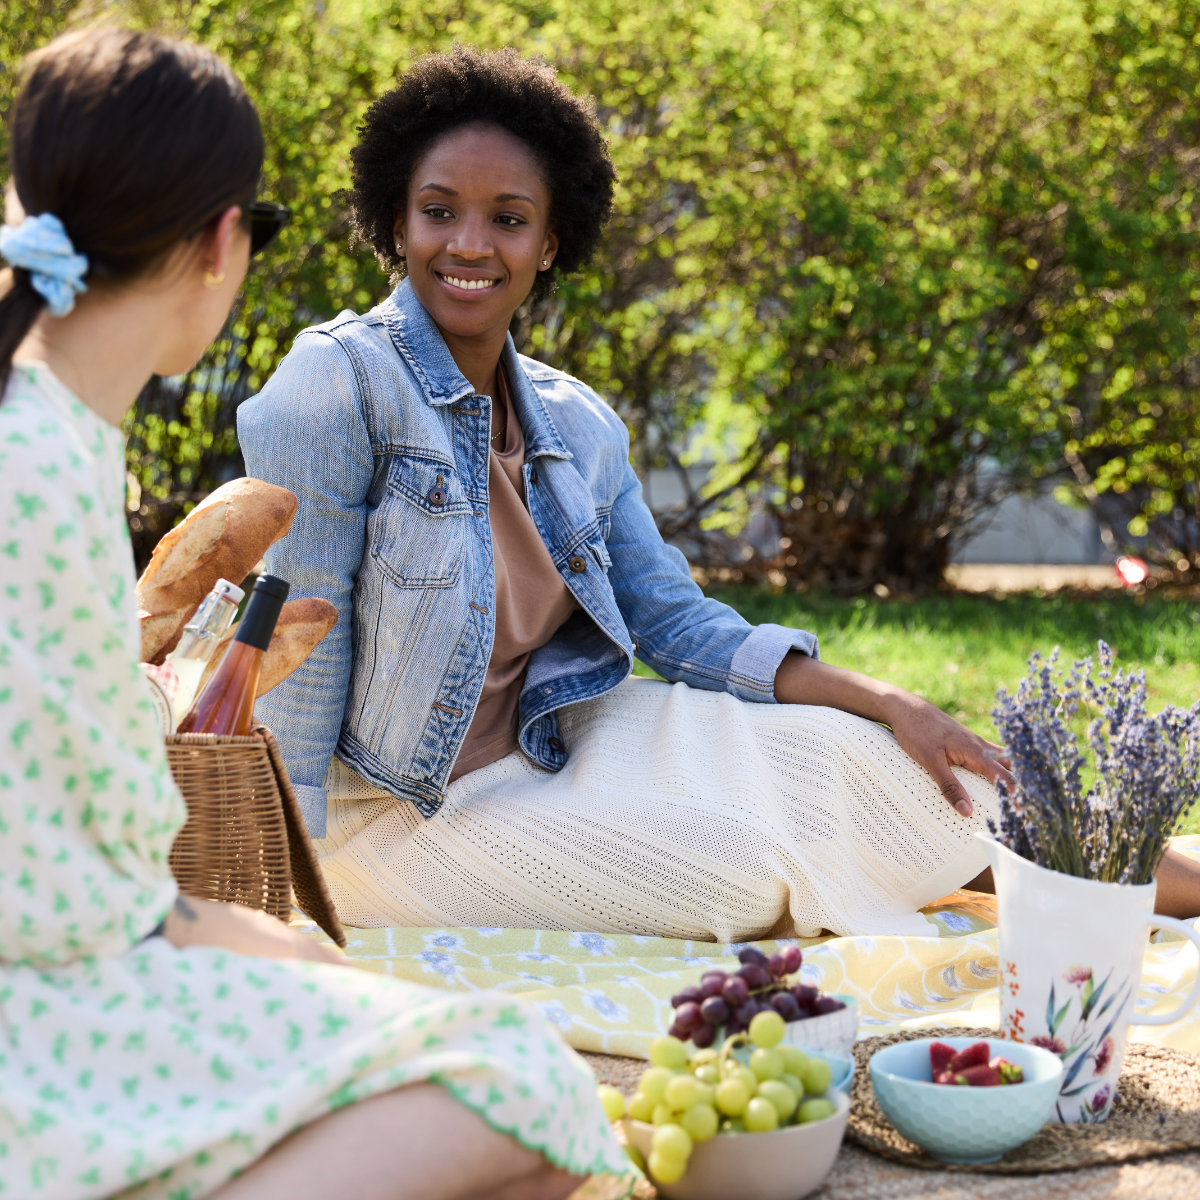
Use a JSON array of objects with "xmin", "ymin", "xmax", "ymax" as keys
[
  {"xmin": 781, "ymin": 994, "xmax": 859, "ymax": 1057},
  {"xmin": 624, "ymin": 1089, "xmax": 850, "ymax": 1200}
]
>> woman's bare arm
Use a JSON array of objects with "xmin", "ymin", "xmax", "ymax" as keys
[
  {"xmin": 773, "ymin": 651, "xmax": 1015, "ymax": 817},
  {"xmin": 162, "ymin": 894, "xmax": 347, "ymax": 965}
]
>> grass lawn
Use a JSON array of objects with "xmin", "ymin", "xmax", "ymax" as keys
[{"xmin": 634, "ymin": 586, "xmax": 1200, "ymax": 832}]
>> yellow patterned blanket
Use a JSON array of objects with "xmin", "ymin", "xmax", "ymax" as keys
[{"xmin": 297, "ymin": 838, "xmax": 1200, "ymax": 1060}]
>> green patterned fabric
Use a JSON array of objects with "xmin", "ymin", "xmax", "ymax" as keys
[{"xmin": 0, "ymin": 363, "xmax": 635, "ymax": 1200}]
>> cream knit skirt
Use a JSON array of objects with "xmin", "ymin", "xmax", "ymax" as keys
[{"xmin": 313, "ymin": 678, "xmax": 1001, "ymax": 940}]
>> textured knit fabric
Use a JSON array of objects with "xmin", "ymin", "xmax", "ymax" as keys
[
  {"xmin": 451, "ymin": 363, "xmax": 577, "ymax": 781},
  {"xmin": 0, "ymin": 363, "xmax": 634, "ymax": 1200},
  {"xmin": 316, "ymin": 677, "xmax": 1003, "ymax": 941}
]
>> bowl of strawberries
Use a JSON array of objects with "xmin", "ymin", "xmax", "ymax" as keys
[{"xmin": 869, "ymin": 1037, "xmax": 1063, "ymax": 1163}]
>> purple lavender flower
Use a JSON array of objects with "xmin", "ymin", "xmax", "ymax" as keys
[{"xmin": 991, "ymin": 642, "xmax": 1200, "ymax": 885}]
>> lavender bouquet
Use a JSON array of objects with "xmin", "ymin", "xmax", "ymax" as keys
[{"xmin": 990, "ymin": 641, "xmax": 1200, "ymax": 886}]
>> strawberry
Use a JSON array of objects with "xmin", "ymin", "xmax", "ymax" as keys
[
  {"xmin": 934, "ymin": 1070, "xmax": 958, "ymax": 1085},
  {"xmin": 947, "ymin": 1041, "xmax": 991, "ymax": 1073},
  {"xmin": 929, "ymin": 1041, "xmax": 956, "ymax": 1076},
  {"xmin": 989, "ymin": 1057, "xmax": 1024, "ymax": 1085},
  {"xmin": 954, "ymin": 1065, "xmax": 1002, "ymax": 1087}
]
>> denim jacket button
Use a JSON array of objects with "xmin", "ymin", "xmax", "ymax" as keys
[
  {"xmin": 548, "ymin": 736, "xmax": 564, "ymax": 752},
  {"xmin": 530, "ymin": 467, "xmax": 539, "ymax": 485},
  {"xmin": 428, "ymin": 487, "xmax": 446, "ymax": 506},
  {"xmin": 568, "ymin": 555, "xmax": 586, "ymax": 573}
]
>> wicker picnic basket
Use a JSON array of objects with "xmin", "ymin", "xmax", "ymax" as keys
[{"xmin": 165, "ymin": 724, "xmax": 346, "ymax": 947}]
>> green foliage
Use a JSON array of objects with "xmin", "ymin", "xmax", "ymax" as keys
[{"xmin": 4, "ymin": 0, "xmax": 1200, "ymax": 582}]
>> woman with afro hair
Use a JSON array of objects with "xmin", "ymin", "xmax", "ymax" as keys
[{"xmin": 244, "ymin": 46, "xmax": 1200, "ymax": 940}]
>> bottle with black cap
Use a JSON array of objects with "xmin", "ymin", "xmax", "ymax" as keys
[{"xmin": 177, "ymin": 574, "xmax": 289, "ymax": 736}]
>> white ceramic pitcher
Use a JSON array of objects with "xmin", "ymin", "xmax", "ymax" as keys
[{"xmin": 979, "ymin": 834, "xmax": 1200, "ymax": 1123}]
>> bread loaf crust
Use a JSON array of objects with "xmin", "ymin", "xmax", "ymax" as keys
[
  {"xmin": 196, "ymin": 597, "xmax": 337, "ymax": 699},
  {"xmin": 137, "ymin": 478, "xmax": 297, "ymax": 662}
]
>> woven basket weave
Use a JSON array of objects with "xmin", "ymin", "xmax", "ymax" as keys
[{"xmin": 165, "ymin": 725, "xmax": 345, "ymax": 947}]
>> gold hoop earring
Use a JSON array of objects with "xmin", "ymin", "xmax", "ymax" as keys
[{"xmin": 203, "ymin": 269, "xmax": 226, "ymax": 289}]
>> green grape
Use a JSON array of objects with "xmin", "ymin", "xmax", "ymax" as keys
[
  {"xmin": 690, "ymin": 1048, "xmax": 719, "ymax": 1067},
  {"xmin": 720, "ymin": 1117, "xmax": 746, "ymax": 1133},
  {"xmin": 694, "ymin": 1063, "xmax": 720, "ymax": 1085},
  {"xmin": 597, "ymin": 1085, "xmax": 626, "ymax": 1122},
  {"xmin": 780, "ymin": 1072, "xmax": 805, "ymax": 1099},
  {"xmin": 623, "ymin": 1143, "xmax": 646, "ymax": 1172},
  {"xmin": 714, "ymin": 1077, "xmax": 751, "ymax": 1116},
  {"xmin": 681, "ymin": 1102, "xmax": 719, "ymax": 1142},
  {"xmin": 627, "ymin": 1091, "xmax": 655, "ymax": 1123},
  {"xmin": 744, "ymin": 1097, "xmax": 780, "ymax": 1132},
  {"xmin": 798, "ymin": 1097, "xmax": 837, "ymax": 1124},
  {"xmin": 651, "ymin": 1103, "xmax": 675, "ymax": 1125},
  {"xmin": 750, "ymin": 1048, "xmax": 784, "ymax": 1081},
  {"xmin": 778, "ymin": 1045, "xmax": 810, "ymax": 1077},
  {"xmin": 648, "ymin": 1036, "xmax": 690, "ymax": 1070},
  {"xmin": 726, "ymin": 1065, "xmax": 758, "ymax": 1093},
  {"xmin": 749, "ymin": 1010, "xmax": 786, "ymax": 1049},
  {"xmin": 756, "ymin": 1079, "xmax": 799, "ymax": 1121},
  {"xmin": 638, "ymin": 1067, "xmax": 674, "ymax": 1105},
  {"xmin": 652, "ymin": 1123, "xmax": 693, "ymax": 1162},
  {"xmin": 799, "ymin": 1058, "xmax": 832, "ymax": 1096},
  {"xmin": 648, "ymin": 1150, "xmax": 686, "ymax": 1184},
  {"xmin": 664, "ymin": 1073, "xmax": 704, "ymax": 1112}
]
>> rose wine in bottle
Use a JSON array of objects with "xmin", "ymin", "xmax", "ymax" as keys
[
  {"xmin": 177, "ymin": 574, "xmax": 289, "ymax": 736},
  {"xmin": 164, "ymin": 577, "xmax": 245, "ymax": 724}
]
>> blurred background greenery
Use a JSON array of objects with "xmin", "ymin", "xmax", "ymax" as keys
[{"xmin": 5, "ymin": 0, "xmax": 1200, "ymax": 591}]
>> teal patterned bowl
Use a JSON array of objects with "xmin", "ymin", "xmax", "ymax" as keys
[{"xmin": 869, "ymin": 1037, "xmax": 1063, "ymax": 1163}]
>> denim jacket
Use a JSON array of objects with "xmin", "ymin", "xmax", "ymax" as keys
[{"xmin": 238, "ymin": 281, "xmax": 819, "ymax": 836}]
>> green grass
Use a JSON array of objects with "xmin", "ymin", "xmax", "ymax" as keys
[{"xmin": 634, "ymin": 587, "xmax": 1200, "ymax": 832}]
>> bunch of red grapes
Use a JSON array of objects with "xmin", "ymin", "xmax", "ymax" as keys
[{"xmin": 668, "ymin": 946, "xmax": 846, "ymax": 1048}]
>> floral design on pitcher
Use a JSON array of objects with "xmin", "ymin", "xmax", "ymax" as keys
[{"xmin": 1036, "ymin": 965, "xmax": 1131, "ymax": 1122}]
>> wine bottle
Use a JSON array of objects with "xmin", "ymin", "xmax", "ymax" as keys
[
  {"xmin": 177, "ymin": 574, "xmax": 289, "ymax": 736},
  {"xmin": 164, "ymin": 577, "xmax": 245, "ymax": 724}
]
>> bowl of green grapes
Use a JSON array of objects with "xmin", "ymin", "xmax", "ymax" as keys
[{"xmin": 600, "ymin": 1011, "xmax": 849, "ymax": 1200}]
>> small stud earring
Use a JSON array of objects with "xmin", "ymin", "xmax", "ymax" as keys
[
  {"xmin": 203, "ymin": 269, "xmax": 225, "ymax": 289},
  {"xmin": 542, "ymin": 259, "xmax": 548, "ymax": 267}
]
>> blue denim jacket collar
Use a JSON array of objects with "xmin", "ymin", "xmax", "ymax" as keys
[{"xmin": 380, "ymin": 280, "xmax": 572, "ymax": 462}]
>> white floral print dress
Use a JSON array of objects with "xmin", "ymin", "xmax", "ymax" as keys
[{"xmin": 0, "ymin": 362, "xmax": 633, "ymax": 1200}]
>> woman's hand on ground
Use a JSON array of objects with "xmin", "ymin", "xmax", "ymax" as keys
[
  {"xmin": 774, "ymin": 651, "xmax": 1014, "ymax": 816},
  {"xmin": 162, "ymin": 894, "xmax": 348, "ymax": 966}
]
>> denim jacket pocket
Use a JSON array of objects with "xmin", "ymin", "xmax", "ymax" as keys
[{"xmin": 372, "ymin": 452, "xmax": 470, "ymax": 588}]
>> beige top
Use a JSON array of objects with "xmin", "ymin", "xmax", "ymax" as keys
[{"xmin": 450, "ymin": 364, "xmax": 578, "ymax": 781}]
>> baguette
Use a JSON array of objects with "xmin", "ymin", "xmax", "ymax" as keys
[
  {"xmin": 196, "ymin": 597, "xmax": 337, "ymax": 699},
  {"xmin": 137, "ymin": 478, "xmax": 297, "ymax": 663}
]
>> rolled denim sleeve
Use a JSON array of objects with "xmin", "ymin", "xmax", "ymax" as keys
[
  {"xmin": 237, "ymin": 331, "xmax": 374, "ymax": 836},
  {"xmin": 606, "ymin": 458, "xmax": 819, "ymax": 704}
]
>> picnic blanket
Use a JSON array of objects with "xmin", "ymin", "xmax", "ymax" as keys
[{"xmin": 295, "ymin": 838, "xmax": 1200, "ymax": 1060}]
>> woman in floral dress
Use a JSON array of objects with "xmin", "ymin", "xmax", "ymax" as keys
[{"xmin": 0, "ymin": 28, "xmax": 631, "ymax": 1200}]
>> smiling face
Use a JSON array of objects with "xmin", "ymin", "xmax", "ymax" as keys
[{"xmin": 393, "ymin": 122, "xmax": 558, "ymax": 346}]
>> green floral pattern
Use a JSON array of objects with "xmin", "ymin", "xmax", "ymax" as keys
[{"xmin": 0, "ymin": 364, "xmax": 633, "ymax": 1199}]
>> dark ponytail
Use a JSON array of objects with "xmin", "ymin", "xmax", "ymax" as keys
[{"xmin": 0, "ymin": 28, "xmax": 264, "ymax": 394}]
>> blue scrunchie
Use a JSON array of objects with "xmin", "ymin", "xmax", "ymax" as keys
[{"xmin": 0, "ymin": 213, "xmax": 88, "ymax": 317}]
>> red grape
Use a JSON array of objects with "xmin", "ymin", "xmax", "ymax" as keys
[
  {"xmin": 700, "ymin": 970, "xmax": 728, "ymax": 985},
  {"xmin": 767, "ymin": 953, "xmax": 786, "ymax": 978},
  {"xmin": 770, "ymin": 992, "xmax": 802, "ymax": 1021},
  {"xmin": 668, "ymin": 1018, "xmax": 690, "ymax": 1039},
  {"xmin": 670, "ymin": 985, "xmax": 703, "ymax": 1007},
  {"xmin": 700, "ymin": 996, "xmax": 730, "ymax": 1026},
  {"xmin": 742, "ymin": 964, "xmax": 771, "ymax": 989},
  {"xmin": 782, "ymin": 945, "xmax": 803, "ymax": 974},
  {"xmin": 674, "ymin": 1002, "xmax": 703, "ymax": 1033},
  {"xmin": 691, "ymin": 1022, "xmax": 716, "ymax": 1048},
  {"xmin": 737, "ymin": 947, "xmax": 768, "ymax": 968},
  {"xmin": 722, "ymin": 976, "xmax": 749, "ymax": 1006},
  {"xmin": 734, "ymin": 1000, "xmax": 758, "ymax": 1026},
  {"xmin": 699, "ymin": 976, "xmax": 725, "ymax": 999},
  {"xmin": 792, "ymin": 984, "xmax": 818, "ymax": 1009},
  {"xmin": 812, "ymin": 996, "xmax": 846, "ymax": 1015}
]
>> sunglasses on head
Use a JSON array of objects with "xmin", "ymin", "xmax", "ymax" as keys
[{"xmin": 247, "ymin": 201, "xmax": 290, "ymax": 256}]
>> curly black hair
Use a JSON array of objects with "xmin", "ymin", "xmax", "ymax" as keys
[{"xmin": 350, "ymin": 46, "xmax": 616, "ymax": 302}]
